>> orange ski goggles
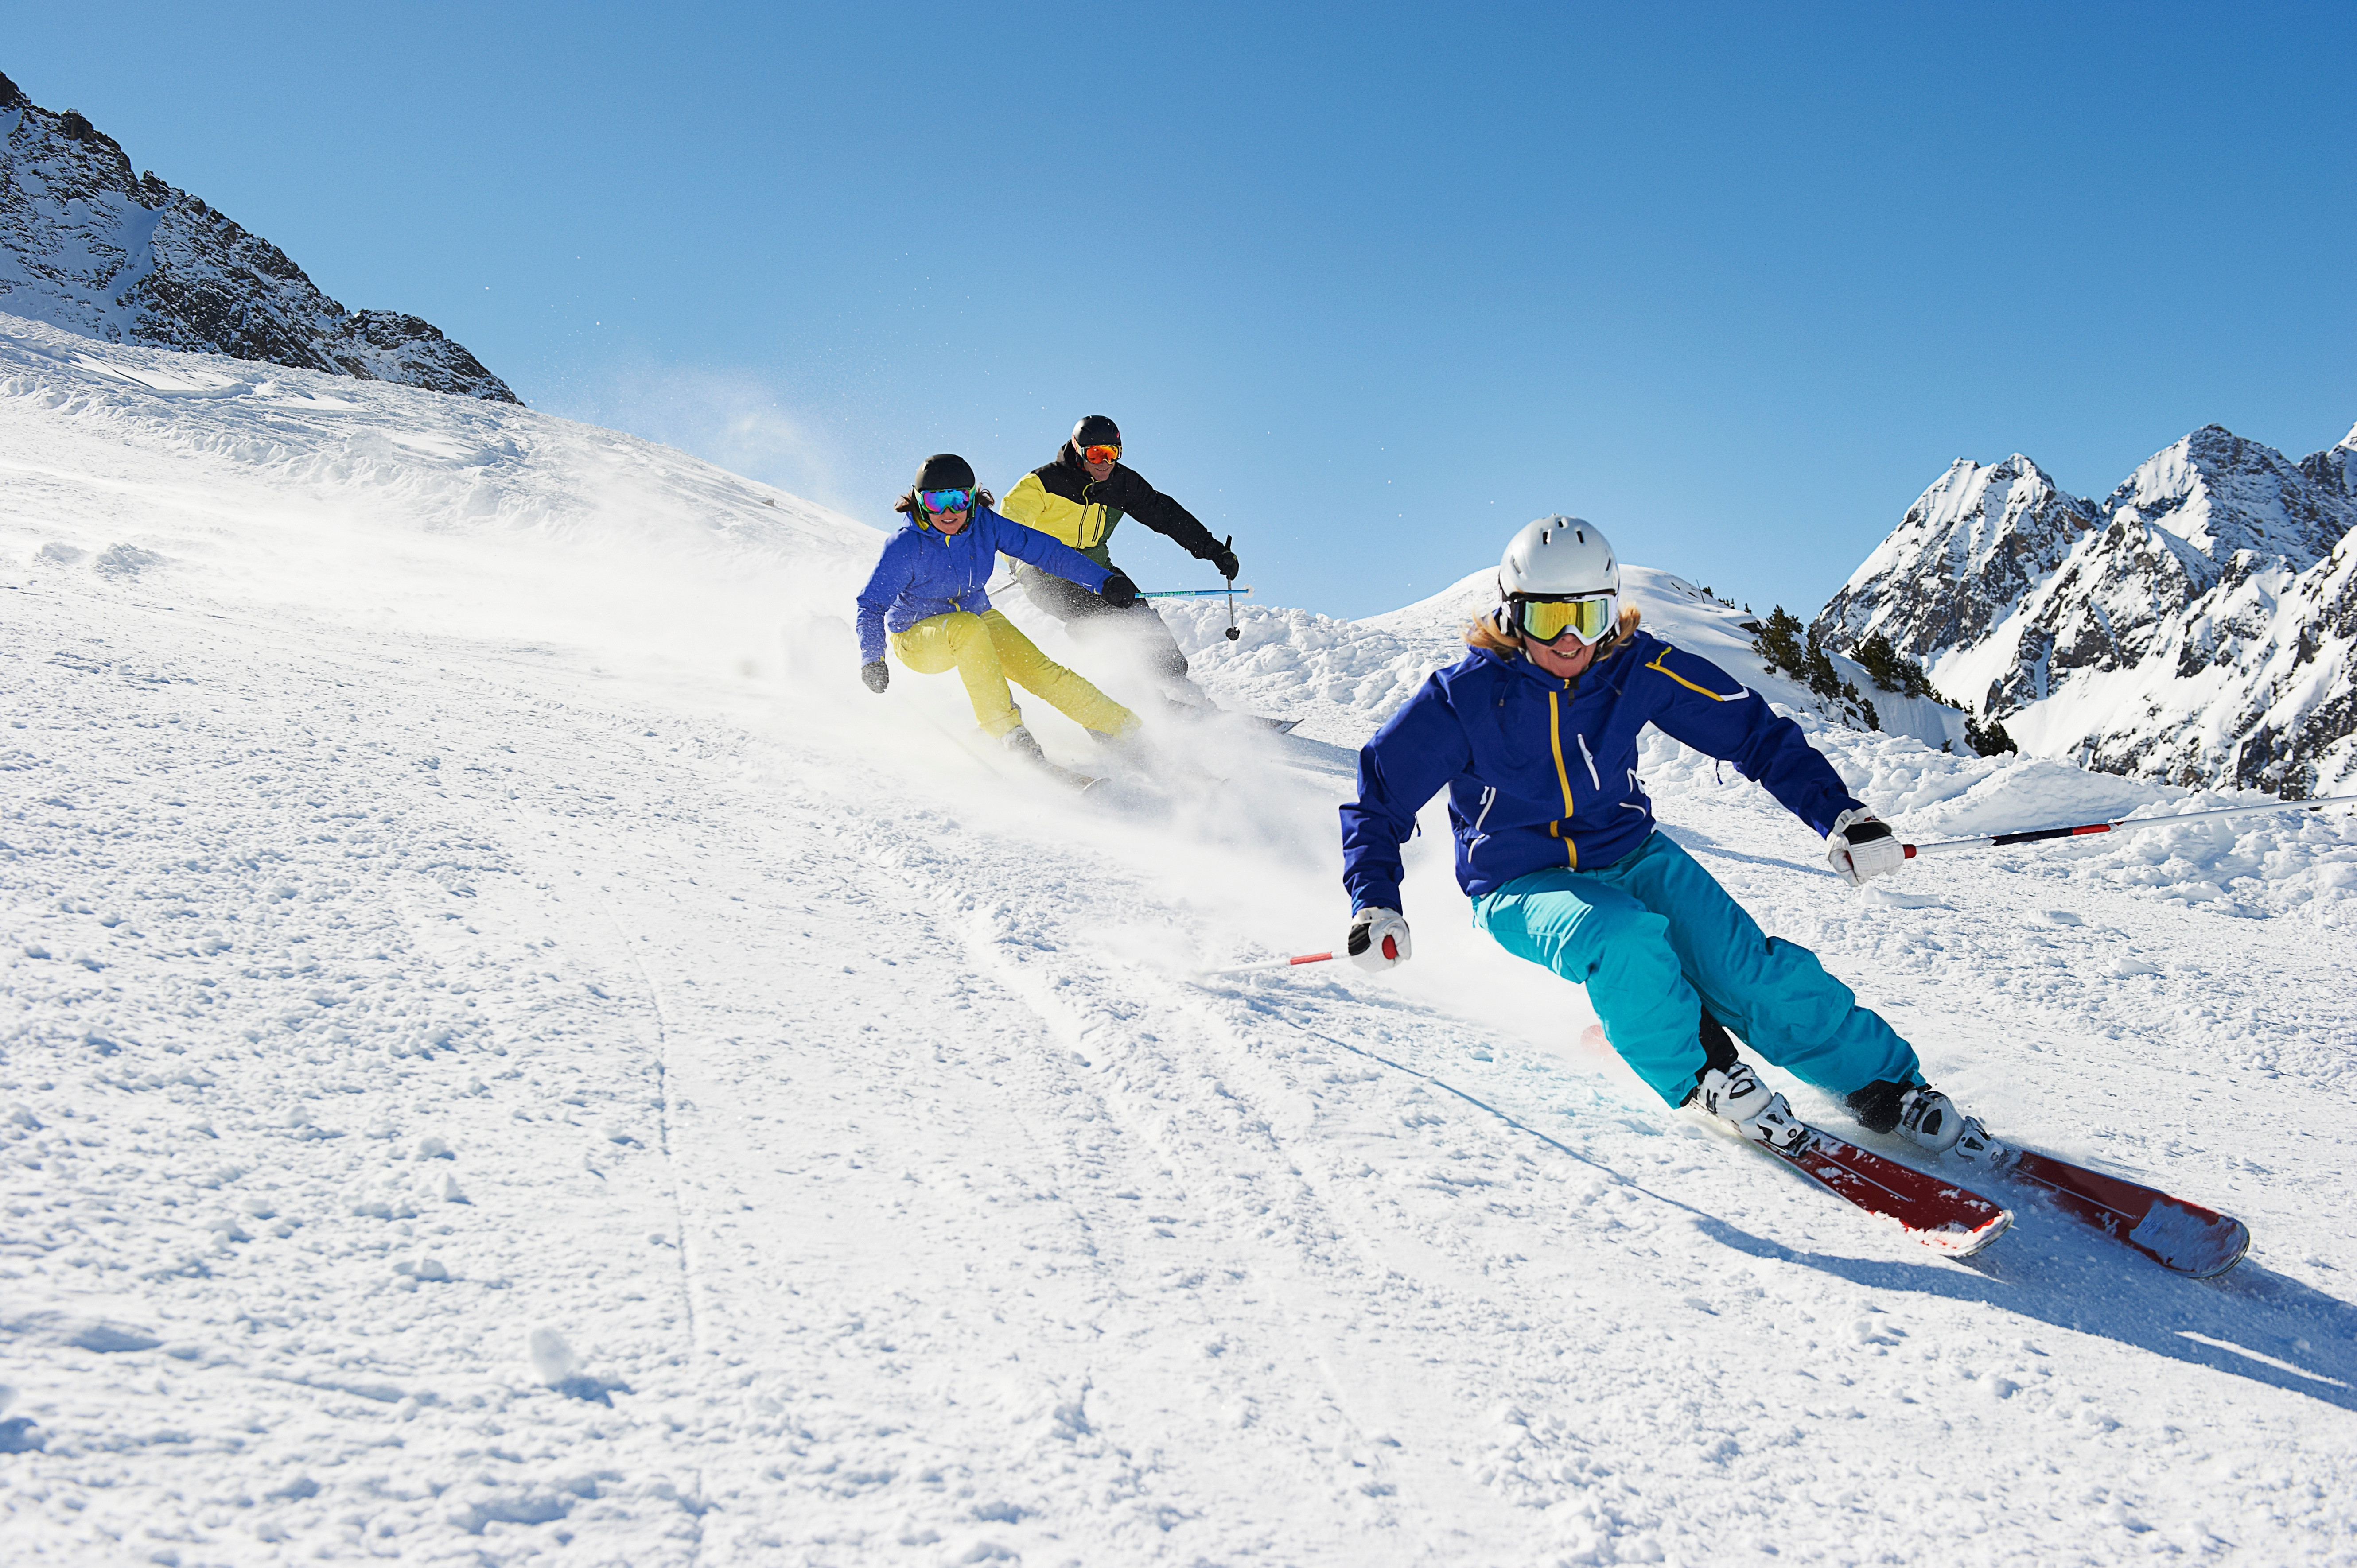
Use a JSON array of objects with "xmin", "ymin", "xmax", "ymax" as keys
[{"xmin": 1081, "ymin": 443, "xmax": 1121, "ymax": 465}]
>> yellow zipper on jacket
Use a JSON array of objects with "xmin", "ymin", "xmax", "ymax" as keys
[{"xmin": 1547, "ymin": 689, "xmax": 1577, "ymax": 867}]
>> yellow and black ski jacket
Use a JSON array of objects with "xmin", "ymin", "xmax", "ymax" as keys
[{"xmin": 998, "ymin": 446, "xmax": 1225, "ymax": 571}]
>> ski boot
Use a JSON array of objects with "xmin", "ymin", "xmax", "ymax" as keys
[
  {"xmin": 1848, "ymin": 1080, "xmax": 2017, "ymax": 1170},
  {"xmin": 999, "ymin": 724, "xmax": 1101, "ymax": 791},
  {"xmin": 1688, "ymin": 1063, "xmax": 1807, "ymax": 1153}
]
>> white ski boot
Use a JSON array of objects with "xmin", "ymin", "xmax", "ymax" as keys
[
  {"xmin": 1898, "ymin": 1086, "xmax": 2017, "ymax": 1170},
  {"xmin": 1895, "ymin": 1085, "xmax": 1963, "ymax": 1154},
  {"xmin": 1945, "ymin": 1108, "xmax": 2016, "ymax": 1170},
  {"xmin": 1691, "ymin": 1063, "xmax": 1807, "ymax": 1153}
]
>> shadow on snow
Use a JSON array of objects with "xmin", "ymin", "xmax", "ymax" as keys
[{"xmin": 1699, "ymin": 1188, "xmax": 2357, "ymax": 1409}]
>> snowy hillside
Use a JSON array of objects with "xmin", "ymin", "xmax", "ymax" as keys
[
  {"xmin": 1819, "ymin": 423, "xmax": 2357, "ymax": 796},
  {"xmin": 5, "ymin": 316, "xmax": 2357, "ymax": 1564},
  {"xmin": 1151, "ymin": 559, "xmax": 1965, "ymax": 752},
  {"xmin": 0, "ymin": 72, "xmax": 514, "ymax": 403}
]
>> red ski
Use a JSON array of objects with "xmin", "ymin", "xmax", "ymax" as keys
[
  {"xmin": 1754, "ymin": 1118, "xmax": 2012, "ymax": 1257},
  {"xmin": 1999, "ymin": 1148, "xmax": 2249, "ymax": 1278}
]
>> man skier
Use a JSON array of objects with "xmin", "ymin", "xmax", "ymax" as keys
[
  {"xmin": 1338, "ymin": 516, "xmax": 1998, "ymax": 1160},
  {"xmin": 998, "ymin": 415, "xmax": 1240, "ymax": 708}
]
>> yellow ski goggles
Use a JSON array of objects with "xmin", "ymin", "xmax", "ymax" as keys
[{"xmin": 1513, "ymin": 593, "xmax": 1618, "ymax": 646}]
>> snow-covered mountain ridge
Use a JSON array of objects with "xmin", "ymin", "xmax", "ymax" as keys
[
  {"xmin": 6, "ymin": 319, "xmax": 2357, "ymax": 1563},
  {"xmin": 1817, "ymin": 421, "xmax": 2357, "ymax": 796},
  {"xmin": 0, "ymin": 70, "xmax": 514, "ymax": 403}
]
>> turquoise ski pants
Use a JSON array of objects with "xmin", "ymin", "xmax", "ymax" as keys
[{"xmin": 1471, "ymin": 830, "xmax": 1921, "ymax": 1108}]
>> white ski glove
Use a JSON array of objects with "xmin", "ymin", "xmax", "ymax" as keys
[
  {"xmin": 1826, "ymin": 807, "xmax": 1904, "ymax": 888},
  {"xmin": 1347, "ymin": 907, "xmax": 1412, "ymax": 971}
]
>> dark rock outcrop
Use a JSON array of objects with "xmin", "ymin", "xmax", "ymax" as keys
[{"xmin": 0, "ymin": 70, "xmax": 517, "ymax": 403}]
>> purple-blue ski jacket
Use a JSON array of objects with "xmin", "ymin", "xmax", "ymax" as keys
[
  {"xmin": 856, "ymin": 504, "xmax": 1112, "ymax": 664},
  {"xmin": 1340, "ymin": 630, "xmax": 1865, "ymax": 913}
]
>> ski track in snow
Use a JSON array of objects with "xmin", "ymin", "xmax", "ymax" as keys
[{"xmin": 3, "ymin": 316, "xmax": 2357, "ymax": 1564}]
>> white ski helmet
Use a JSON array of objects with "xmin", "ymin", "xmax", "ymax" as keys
[{"xmin": 1498, "ymin": 516, "xmax": 1619, "ymax": 601}]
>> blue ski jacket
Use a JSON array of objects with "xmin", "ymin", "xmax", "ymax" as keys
[
  {"xmin": 1340, "ymin": 629, "xmax": 1865, "ymax": 913},
  {"xmin": 856, "ymin": 505, "xmax": 1113, "ymax": 664}
]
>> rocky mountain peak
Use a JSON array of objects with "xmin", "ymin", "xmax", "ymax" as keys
[
  {"xmin": 2104, "ymin": 422, "xmax": 2351, "ymax": 568},
  {"xmin": 1, "ymin": 70, "xmax": 516, "ymax": 403},
  {"xmin": 1818, "ymin": 449, "xmax": 2097, "ymax": 660},
  {"xmin": 1813, "ymin": 419, "xmax": 2357, "ymax": 796},
  {"xmin": 2300, "ymin": 421, "xmax": 2357, "ymax": 508}
]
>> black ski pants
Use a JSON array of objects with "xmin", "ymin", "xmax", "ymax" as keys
[{"xmin": 1011, "ymin": 562, "xmax": 1191, "ymax": 681}]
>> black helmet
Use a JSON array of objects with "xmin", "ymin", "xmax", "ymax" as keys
[
  {"xmin": 1071, "ymin": 414, "xmax": 1121, "ymax": 449},
  {"xmin": 912, "ymin": 453, "xmax": 976, "ymax": 491}
]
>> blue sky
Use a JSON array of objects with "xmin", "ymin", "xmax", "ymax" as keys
[{"xmin": 10, "ymin": 3, "xmax": 2353, "ymax": 618}]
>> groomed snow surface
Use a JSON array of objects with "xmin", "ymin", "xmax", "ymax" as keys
[{"xmin": 4, "ymin": 316, "xmax": 2355, "ymax": 1565}]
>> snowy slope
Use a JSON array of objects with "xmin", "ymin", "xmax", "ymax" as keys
[
  {"xmin": 1820, "ymin": 423, "xmax": 2357, "ymax": 796},
  {"xmin": 5, "ymin": 317, "xmax": 2357, "ymax": 1565},
  {"xmin": 0, "ymin": 74, "xmax": 513, "ymax": 402}
]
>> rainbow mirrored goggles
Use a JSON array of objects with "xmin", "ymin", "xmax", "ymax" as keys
[
  {"xmin": 1081, "ymin": 443, "xmax": 1121, "ymax": 465},
  {"xmin": 1513, "ymin": 592, "xmax": 1618, "ymax": 645},
  {"xmin": 917, "ymin": 487, "xmax": 975, "ymax": 515}
]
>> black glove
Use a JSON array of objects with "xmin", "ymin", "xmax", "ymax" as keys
[
  {"xmin": 1210, "ymin": 534, "xmax": 1240, "ymax": 581},
  {"xmin": 1100, "ymin": 571, "xmax": 1140, "ymax": 609},
  {"xmin": 860, "ymin": 658, "xmax": 889, "ymax": 694}
]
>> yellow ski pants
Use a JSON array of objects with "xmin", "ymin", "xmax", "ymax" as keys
[{"xmin": 890, "ymin": 609, "xmax": 1137, "ymax": 741}]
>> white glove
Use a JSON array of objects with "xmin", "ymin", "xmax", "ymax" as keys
[
  {"xmin": 1347, "ymin": 907, "xmax": 1412, "ymax": 971},
  {"xmin": 1826, "ymin": 807, "xmax": 1904, "ymax": 888}
]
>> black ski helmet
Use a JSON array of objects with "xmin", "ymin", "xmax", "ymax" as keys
[
  {"xmin": 1071, "ymin": 415, "xmax": 1121, "ymax": 453},
  {"xmin": 912, "ymin": 453, "xmax": 976, "ymax": 492}
]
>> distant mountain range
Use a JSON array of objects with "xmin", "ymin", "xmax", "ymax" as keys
[
  {"xmin": 0, "ymin": 70, "xmax": 515, "ymax": 403},
  {"xmin": 1816, "ymin": 421, "xmax": 2357, "ymax": 796}
]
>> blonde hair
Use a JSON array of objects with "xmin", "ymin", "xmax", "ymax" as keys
[{"xmin": 1466, "ymin": 603, "xmax": 1642, "ymax": 656}]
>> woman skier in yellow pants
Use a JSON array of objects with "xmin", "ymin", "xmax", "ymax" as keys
[{"xmin": 855, "ymin": 454, "xmax": 1144, "ymax": 769}]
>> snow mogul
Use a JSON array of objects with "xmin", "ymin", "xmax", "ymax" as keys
[
  {"xmin": 1338, "ymin": 517, "xmax": 1998, "ymax": 1161},
  {"xmin": 856, "ymin": 454, "xmax": 1146, "ymax": 770},
  {"xmin": 997, "ymin": 415, "xmax": 1241, "ymax": 710}
]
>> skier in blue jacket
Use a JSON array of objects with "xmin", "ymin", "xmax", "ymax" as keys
[
  {"xmin": 1340, "ymin": 517, "xmax": 1998, "ymax": 1161},
  {"xmin": 857, "ymin": 454, "xmax": 1145, "ymax": 769}
]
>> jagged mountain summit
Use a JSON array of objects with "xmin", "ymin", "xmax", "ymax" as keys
[
  {"xmin": 1817, "ymin": 421, "xmax": 2357, "ymax": 796},
  {"xmin": 0, "ymin": 70, "xmax": 515, "ymax": 403}
]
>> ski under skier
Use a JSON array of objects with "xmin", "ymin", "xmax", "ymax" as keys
[
  {"xmin": 1338, "ymin": 517, "xmax": 1998, "ymax": 1161},
  {"xmin": 998, "ymin": 415, "xmax": 1241, "ymax": 710},
  {"xmin": 856, "ymin": 454, "xmax": 1146, "ymax": 772}
]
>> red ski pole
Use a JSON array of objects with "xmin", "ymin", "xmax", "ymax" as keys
[
  {"xmin": 1196, "ymin": 950, "xmax": 1337, "ymax": 978},
  {"xmin": 1901, "ymin": 792, "xmax": 2357, "ymax": 859}
]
